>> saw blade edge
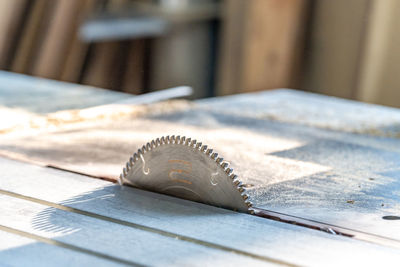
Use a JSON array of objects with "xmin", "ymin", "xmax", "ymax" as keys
[{"xmin": 118, "ymin": 135, "xmax": 254, "ymax": 213}]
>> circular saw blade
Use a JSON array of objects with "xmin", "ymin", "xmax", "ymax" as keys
[{"xmin": 120, "ymin": 135, "xmax": 253, "ymax": 213}]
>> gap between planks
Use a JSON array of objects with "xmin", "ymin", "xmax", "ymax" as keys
[
  {"xmin": 252, "ymin": 208, "xmax": 400, "ymax": 250},
  {"xmin": 2, "ymin": 155, "xmax": 400, "ymax": 253},
  {"xmin": 0, "ymin": 224, "xmax": 143, "ymax": 267},
  {"xmin": 0, "ymin": 188, "xmax": 296, "ymax": 267},
  {"xmin": 2, "ymin": 157, "xmax": 400, "ymax": 266},
  {"xmin": 43, "ymin": 165, "xmax": 400, "ymax": 250}
]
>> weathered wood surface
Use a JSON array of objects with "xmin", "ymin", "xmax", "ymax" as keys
[
  {"xmin": 199, "ymin": 89, "xmax": 400, "ymax": 137},
  {"xmin": 217, "ymin": 0, "xmax": 308, "ymax": 94},
  {"xmin": 0, "ymin": 229, "xmax": 123, "ymax": 267},
  {"xmin": 1, "ymin": 88, "xmax": 400, "ymax": 243},
  {"xmin": 1, "ymin": 157, "xmax": 400, "ymax": 266},
  {"xmin": 0, "ymin": 70, "xmax": 191, "ymax": 134},
  {"xmin": 199, "ymin": 89, "xmax": 400, "ymax": 240},
  {"xmin": 2, "ymin": 72, "xmax": 400, "ymax": 264},
  {"xmin": 0, "ymin": 194, "xmax": 268, "ymax": 267}
]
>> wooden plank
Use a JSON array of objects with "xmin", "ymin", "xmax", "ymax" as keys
[
  {"xmin": 0, "ymin": 193, "xmax": 271, "ymax": 267},
  {"xmin": 60, "ymin": 0, "xmax": 97, "ymax": 83},
  {"xmin": 198, "ymin": 89, "xmax": 400, "ymax": 137},
  {"xmin": 356, "ymin": 0, "xmax": 400, "ymax": 108},
  {"xmin": 217, "ymin": 0, "xmax": 308, "ymax": 95},
  {"xmin": 81, "ymin": 0, "xmax": 129, "ymax": 91},
  {"xmin": 216, "ymin": 0, "xmax": 247, "ymax": 95},
  {"xmin": 1, "ymin": 157, "xmax": 400, "ymax": 266},
  {"xmin": 240, "ymin": 0, "xmax": 308, "ymax": 92},
  {"xmin": 20, "ymin": 0, "xmax": 58, "ymax": 75},
  {"xmin": 0, "ymin": 0, "xmax": 28, "ymax": 69},
  {"xmin": 11, "ymin": 0, "xmax": 51, "ymax": 74},
  {"xmin": 120, "ymin": 40, "xmax": 146, "ymax": 95},
  {"xmin": 31, "ymin": 0, "xmax": 87, "ymax": 80},
  {"xmin": 0, "ymin": 72, "xmax": 190, "ymax": 134},
  {"xmin": 81, "ymin": 41, "xmax": 123, "ymax": 90},
  {"xmin": 302, "ymin": 0, "xmax": 370, "ymax": 99},
  {"xmin": 0, "ymin": 230, "xmax": 122, "ymax": 267}
]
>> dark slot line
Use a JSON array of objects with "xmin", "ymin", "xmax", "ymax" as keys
[
  {"xmin": 0, "ymin": 189, "xmax": 298, "ymax": 267},
  {"xmin": 253, "ymin": 208, "xmax": 353, "ymax": 237},
  {"xmin": 0, "ymin": 224, "xmax": 143, "ymax": 266},
  {"xmin": 252, "ymin": 208, "xmax": 400, "ymax": 250},
  {"xmin": 27, "ymin": 164, "xmax": 400, "ymax": 250}
]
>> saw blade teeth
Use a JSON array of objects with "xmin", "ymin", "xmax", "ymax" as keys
[
  {"xmin": 245, "ymin": 201, "xmax": 253, "ymax": 208},
  {"xmin": 122, "ymin": 135, "xmax": 253, "ymax": 213},
  {"xmin": 151, "ymin": 140, "xmax": 156, "ymax": 148},
  {"xmin": 185, "ymin": 137, "xmax": 191, "ymax": 145},
  {"xmin": 233, "ymin": 179, "xmax": 241, "ymax": 186},
  {"xmin": 118, "ymin": 174, "xmax": 124, "ymax": 185},
  {"xmin": 190, "ymin": 139, "xmax": 197, "ymax": 147},
  {"xmin": 221, "ymin": 162, "xmax": 229, "ymax": 169}
]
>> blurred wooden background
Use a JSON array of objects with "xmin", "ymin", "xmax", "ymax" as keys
[{"xmin": 0, "ymin": 0, "xmax": 399, "ymax": 107}]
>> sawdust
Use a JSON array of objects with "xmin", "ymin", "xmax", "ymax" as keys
[
  {"xmin": 0, "ymin": 100, "xmax": 192, "ymax": 136},
  {"xmin": 0, "ymin": 107, "xmax": 42, "ymax": 134},
  {"xmin": 46, "ymin": 99, "xmax": 192, "ymax": 124},
  {"xmin": 198, "ymin": 89, "xmax": 400, "ymax": 139}
]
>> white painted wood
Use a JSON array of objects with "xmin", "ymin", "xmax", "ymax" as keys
[
  {"xmin": 1, "ymin": 158, "xmax": 400, "ymax": 267},
  {"xmin": 0, "ymin": 230, "xmax": 122, "ymax": 267},
  {"xmin": 0, "ymin": 193, "xmax": 272, "ymax": 267},
  {"xmin": 1, "ymin": 87, "xmax": 400, "ymax": 242}
]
